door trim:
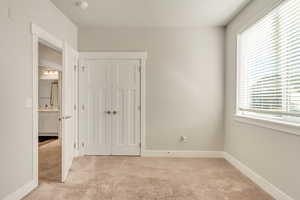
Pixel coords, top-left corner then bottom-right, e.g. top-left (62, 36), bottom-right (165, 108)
top-left (79, 52), bottom-right (147, 156)
top-left (31, 23), bottom-right (65, 185)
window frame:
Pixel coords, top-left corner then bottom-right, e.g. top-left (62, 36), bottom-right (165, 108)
top-left (235, 0), bottom-right (300, 136)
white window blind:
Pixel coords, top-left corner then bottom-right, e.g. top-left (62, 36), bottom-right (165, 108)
top-left (238, 0), bottom-right (300, 118)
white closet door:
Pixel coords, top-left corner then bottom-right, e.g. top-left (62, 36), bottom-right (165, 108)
top-left (84, 59), bottom-right (141, 156)
top-left (86, 60), bottom-right (111, 155)
top-left (111, 60), bottom-right (141, 155)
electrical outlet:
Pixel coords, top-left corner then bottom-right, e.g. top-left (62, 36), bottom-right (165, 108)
top-left (180, 136), bottom-right (188, 143)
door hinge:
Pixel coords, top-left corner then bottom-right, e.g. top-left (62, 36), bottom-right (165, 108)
top-left (81, 142), bottom-right (85, 148)
top-left (139, 66), bottom-right (141, 72)
top-left (82, 66), bottom-right (85, 72)
top-left (74, 65), bottom-right (77, 71)
top-left (74, 104), bottom-right (77, 110)
top-left (139, 143), bottom-right (141, 148)
top-left (138, 105), bottom-right (141, 111)
top-left (74, 143), bottom-right (77, 149)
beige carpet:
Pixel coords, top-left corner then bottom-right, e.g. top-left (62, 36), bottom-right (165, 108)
top-left (38, 139), bottom-right (61, 183)
top-left (24, 155), bottom-right (273, 200)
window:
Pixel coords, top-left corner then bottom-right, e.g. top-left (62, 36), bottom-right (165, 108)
top-left (237, 0), bottom-right (300, 124)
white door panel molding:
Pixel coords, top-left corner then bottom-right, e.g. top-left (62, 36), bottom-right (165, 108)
top-left (79, 52), bottom-right (147, 156)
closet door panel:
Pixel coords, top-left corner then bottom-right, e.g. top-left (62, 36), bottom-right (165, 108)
top-left (86, 61), bottom-right (112, 155)
top-left (111, 60), bottom-right (141, 155)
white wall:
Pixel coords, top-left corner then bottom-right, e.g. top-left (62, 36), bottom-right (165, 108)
top-left (225, 0), bottom-right (300, 199)
top-left (0, 0), bottom-right (77, 198)
top-left (39, 43), bottom-right (62, 70)
top-left (79, 27), bottom-right (225, 151)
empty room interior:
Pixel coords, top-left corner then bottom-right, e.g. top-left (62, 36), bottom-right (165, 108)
top-left (1, 0), bottom-right (300, 200)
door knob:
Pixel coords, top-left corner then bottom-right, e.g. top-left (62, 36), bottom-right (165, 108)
top-left (59, 116), bottom-right (72, 121)
top-left (105, 111), bottom-right (111, 114)
top-left (64, 116), bottom-right (72, 119)
top-left (113, 111), bottom-right (117, 115)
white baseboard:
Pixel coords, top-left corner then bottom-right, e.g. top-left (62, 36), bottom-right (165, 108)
top-left (141, 150), bottom-right (224, 158)
top-left (223, 153), bottom-right (294, 200)
top-left (3, 180), bottom-right (38, 200)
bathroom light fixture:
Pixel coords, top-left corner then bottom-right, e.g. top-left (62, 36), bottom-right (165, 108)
top-left (43, 70), bottom-right (58, 75)
top-left (76, 1), bottom-right (89, 10)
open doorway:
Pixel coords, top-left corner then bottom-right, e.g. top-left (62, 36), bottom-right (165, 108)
top-left (32, 24), bottom-right (78, 185)
top-left (38, 43), bottom-right (62, 182)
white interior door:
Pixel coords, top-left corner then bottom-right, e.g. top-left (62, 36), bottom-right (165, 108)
top-left (61, 44), bottom-right (78, 182)
top-left (85, 59), bottom-right (141, 156)
top-left (111, 61), bottom-right (141, 155)
top-left (86, 60), bottom-right (111, 155)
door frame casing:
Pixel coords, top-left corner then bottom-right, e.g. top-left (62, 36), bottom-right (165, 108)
top-left (31, 23), bottom-right (65, 185)
top-left (79, 52), bottom-right (147, 156)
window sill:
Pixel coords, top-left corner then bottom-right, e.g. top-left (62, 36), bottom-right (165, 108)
top-left (234, 114), bottom-right (300, 137)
